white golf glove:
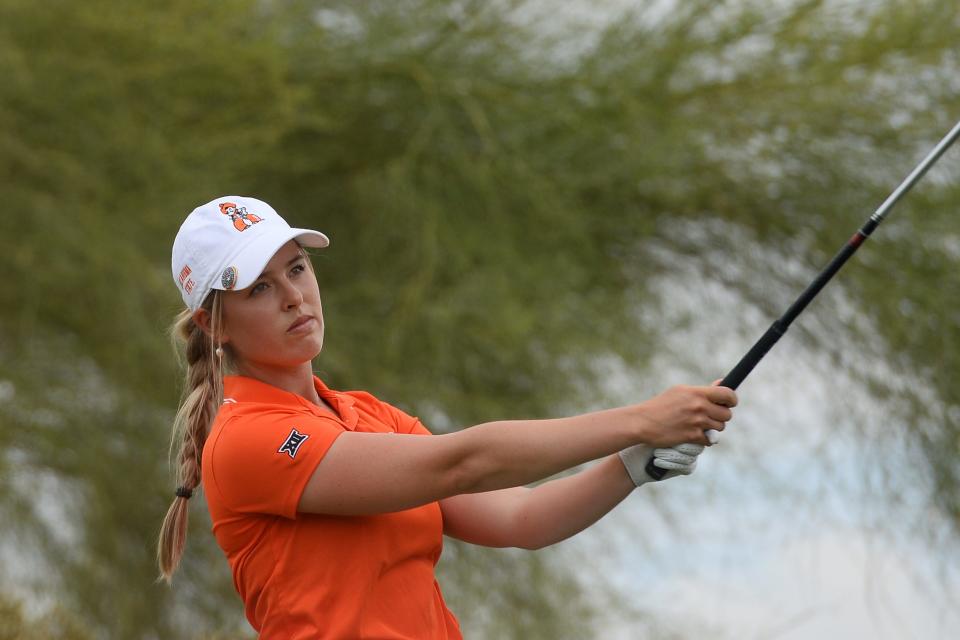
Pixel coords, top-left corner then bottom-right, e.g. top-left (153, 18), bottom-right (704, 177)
top-left (618, 442), bottom-right (705, 487)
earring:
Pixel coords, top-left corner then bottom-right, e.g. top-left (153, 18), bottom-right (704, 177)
top-left (215, 345), bottom-right (224, 358)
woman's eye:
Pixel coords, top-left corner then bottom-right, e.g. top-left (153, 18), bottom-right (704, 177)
top-left (291, 264), bottom-right (305, 276)
top-left (250, 282), bottom-right (268, 295)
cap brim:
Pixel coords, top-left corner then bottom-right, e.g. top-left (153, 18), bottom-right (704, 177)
top-left (214, 227), bottom-right (330, 292)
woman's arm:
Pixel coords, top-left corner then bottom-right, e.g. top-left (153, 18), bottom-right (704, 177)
top-left (439, 454), bottom-right (637, 549)
top-left (298, 385), bottom-right (735, 516)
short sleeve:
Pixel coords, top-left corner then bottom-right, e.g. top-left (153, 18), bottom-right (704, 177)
top-left (206, 409), bottom-right (344, 518)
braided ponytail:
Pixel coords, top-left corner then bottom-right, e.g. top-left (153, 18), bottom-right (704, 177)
top-left (157, 292), bottom-right (225, 583)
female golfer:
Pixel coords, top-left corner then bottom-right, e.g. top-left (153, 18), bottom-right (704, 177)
top-left (157, 196), bottom-right (736, 639)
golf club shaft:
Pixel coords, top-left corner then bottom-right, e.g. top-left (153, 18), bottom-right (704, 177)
top-left (645, 119), bottom-right (960, 481)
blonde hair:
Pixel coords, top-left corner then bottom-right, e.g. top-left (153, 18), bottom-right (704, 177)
top-left (157, 291), bottom-right (225, 583)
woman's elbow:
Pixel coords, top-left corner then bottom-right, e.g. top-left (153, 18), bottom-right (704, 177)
top-left (441, 432), bottom-right (501, 496)
top-left (446, 452), bottom-right (492, 496)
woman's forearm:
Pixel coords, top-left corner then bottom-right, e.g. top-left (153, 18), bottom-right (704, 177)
top-left (510, 455), bottom-right (635, 550)
top-left (451, 408), bottom-right (636, 495)
top-left (439, 455), bottom-right (636, 550)
top-left (451, 382), bottom-right (734, 496)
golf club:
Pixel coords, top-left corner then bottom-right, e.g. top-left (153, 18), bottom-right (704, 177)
top-left (646, 119), bottom-right (960, 481)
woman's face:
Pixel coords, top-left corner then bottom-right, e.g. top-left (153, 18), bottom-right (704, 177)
top-left (218, 241), bottom-right (325, 370)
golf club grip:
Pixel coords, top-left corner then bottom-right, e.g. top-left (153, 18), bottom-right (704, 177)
top-left (643, 322), bottom-right (786, 481)
top-left (719, 321), bottom-right (786, 390)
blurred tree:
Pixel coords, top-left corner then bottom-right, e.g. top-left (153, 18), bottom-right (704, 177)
top-left (0, 594), bottom-right (91, 640)
top-left (0, 0), bottom-right (957, 637)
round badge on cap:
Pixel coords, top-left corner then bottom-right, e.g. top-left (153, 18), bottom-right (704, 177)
top-left (221, 266), bottom-right (238, 290)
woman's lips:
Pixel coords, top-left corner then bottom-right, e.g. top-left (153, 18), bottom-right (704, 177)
top-left (287, 316), bottom-right (315, 333)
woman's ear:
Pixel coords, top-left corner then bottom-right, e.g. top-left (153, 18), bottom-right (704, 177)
top-left (192, 308), bottom-right (229, 344)
top-left (192, 308), bottom-right (213, 336)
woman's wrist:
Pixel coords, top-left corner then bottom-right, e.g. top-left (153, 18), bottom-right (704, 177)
top-left (621, 402), bottom-right (657, 447)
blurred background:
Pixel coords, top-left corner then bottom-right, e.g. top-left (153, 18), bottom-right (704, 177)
top-left (1, 0), bottom-right (959, 638)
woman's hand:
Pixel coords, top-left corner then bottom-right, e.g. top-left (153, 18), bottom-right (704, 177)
top-left (628, 385), bottom-right (737, 447)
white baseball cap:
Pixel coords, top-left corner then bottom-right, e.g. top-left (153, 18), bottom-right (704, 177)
top-left (171, 195), bottom-right (330, 311)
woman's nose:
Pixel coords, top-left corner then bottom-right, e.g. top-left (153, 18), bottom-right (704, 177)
top-left (280, 279), bottom-right (304, 309)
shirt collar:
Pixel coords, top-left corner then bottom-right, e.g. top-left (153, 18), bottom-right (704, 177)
top-left (222, 374), bottom-right (359, 429)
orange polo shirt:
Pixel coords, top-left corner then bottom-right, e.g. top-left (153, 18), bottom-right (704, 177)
top-left (201, 375), bottom-right (462, 640)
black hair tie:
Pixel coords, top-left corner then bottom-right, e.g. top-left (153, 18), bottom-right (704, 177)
top-left (175, 486), bottom-right (193, 499)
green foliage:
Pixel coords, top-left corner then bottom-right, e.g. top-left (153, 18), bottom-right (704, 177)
top-left (0, 594), bottom-right (92, 640)
top-left (0, 0), bottom-right (958, 637)
top-left (439, 542), bottom-right (598, 639)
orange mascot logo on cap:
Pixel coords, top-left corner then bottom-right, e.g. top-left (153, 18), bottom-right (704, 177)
top-left (219, 202), bottom-right (263, 232)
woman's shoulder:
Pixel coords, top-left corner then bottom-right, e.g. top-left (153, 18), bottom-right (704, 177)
top-left (210, 399), bottom-right (298, 433)
top-left (202, 401), bottom-right (344, 476)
